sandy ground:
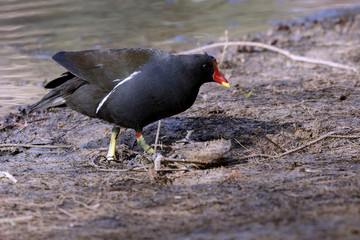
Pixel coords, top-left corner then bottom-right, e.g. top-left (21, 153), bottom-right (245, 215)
top-left (1, 7), bottom-right (360, 240)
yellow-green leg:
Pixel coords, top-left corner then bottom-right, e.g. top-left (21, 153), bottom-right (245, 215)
top-left (106, 126), bottom-right (120, 161)
top-left (136, 132), bottom-right (154, 153)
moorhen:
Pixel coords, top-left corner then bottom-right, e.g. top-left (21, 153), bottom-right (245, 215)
top-left (30, 48), bottom-right (230, 160)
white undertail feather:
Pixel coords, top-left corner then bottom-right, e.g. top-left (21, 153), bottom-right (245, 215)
top-left (53, 97), bottom-right (66, 104)
top-left (30, 96), bottom-right (66, 111)
top-left (96, 71), bottom-right (141, 114)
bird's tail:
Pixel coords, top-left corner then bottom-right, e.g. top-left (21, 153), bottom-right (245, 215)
top-left (28, 90), bottom-right (68, 112)
top-left (29, 73), bottom-right (86, 112)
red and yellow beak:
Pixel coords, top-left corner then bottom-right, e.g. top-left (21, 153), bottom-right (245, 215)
top-left (212, 58), bottom-right (230, 88)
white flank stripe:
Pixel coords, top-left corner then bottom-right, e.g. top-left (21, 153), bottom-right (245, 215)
top-left (96, 71), bottom-right (140, 114)
top-left (53, 97), bottom-right (66, 104)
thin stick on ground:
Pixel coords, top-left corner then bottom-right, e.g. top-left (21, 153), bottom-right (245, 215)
top-left (58, 208), bottom-right (77, 219)
top-left (0, 144), bottom-right (71, 149)
top-left (179, 41), bottom-right (358, 71)
top-left (154, 154), bottom-right (162, 171)
top-left (153, 120), bottom-right (161, 153)
top-left (0, 171), bottom-right (18, 183)
top-left (0, 215), bottom-right (33, 224)
top-left (259, 132), bottom-right (359, 160)
top-left (275, 131), bottom-right (336, 158)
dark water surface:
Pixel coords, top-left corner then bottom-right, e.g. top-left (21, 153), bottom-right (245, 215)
top-left (1, 0), bottom-right (359, 116)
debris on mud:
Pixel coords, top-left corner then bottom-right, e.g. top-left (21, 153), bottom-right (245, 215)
top-left (171, 139), bottom-right (232, 164)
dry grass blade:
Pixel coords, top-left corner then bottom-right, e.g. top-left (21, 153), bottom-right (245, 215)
top-left (238, 132), bottom-right (360, 161)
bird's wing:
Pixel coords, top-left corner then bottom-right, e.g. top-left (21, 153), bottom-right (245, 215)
top-left (52, 48), bottom-right (169, 90)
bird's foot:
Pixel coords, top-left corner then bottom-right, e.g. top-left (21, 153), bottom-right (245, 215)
top-left (106, 126), bottom-right (120, 161)
top-left (145, 145), bottom-right (154, 153)
top-left (106, 155), bottom-right (116, 161)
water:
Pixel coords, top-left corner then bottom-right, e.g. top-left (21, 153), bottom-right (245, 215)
top-left (1, 0), bottom-right (359, 116)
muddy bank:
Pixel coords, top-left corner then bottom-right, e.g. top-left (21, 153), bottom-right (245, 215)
top-left (1, 7), bottom-right (360, 240)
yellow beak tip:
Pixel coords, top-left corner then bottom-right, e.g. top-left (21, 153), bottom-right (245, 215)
top-left (222, 82), bottom-right (231, 88)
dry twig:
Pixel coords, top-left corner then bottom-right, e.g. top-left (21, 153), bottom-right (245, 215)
top-left (240, 132), bottom-right (360, 160)
top-left (58, 208), bottom-right (77, 219)
top-left (0, 144), bottom-right (71, 149)
top-left (154, 154), bottom-right (162, 171)
top-left (153, 120), bottom-right (161, 153)
top-left (179, 41), bottom-right (358, 71)
top-left (275, 131), bottom-right (336, 158)
top-left (0, 215), bottom-right (33, 224)
top-left (0, 171), bottom-right (18, 183)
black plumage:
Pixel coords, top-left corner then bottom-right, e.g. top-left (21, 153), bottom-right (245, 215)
top-left (30, 48), bottom-right (229, 158)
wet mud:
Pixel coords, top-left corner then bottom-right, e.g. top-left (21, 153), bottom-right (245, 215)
top-left (1, 7), bottom-right (360, 240)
